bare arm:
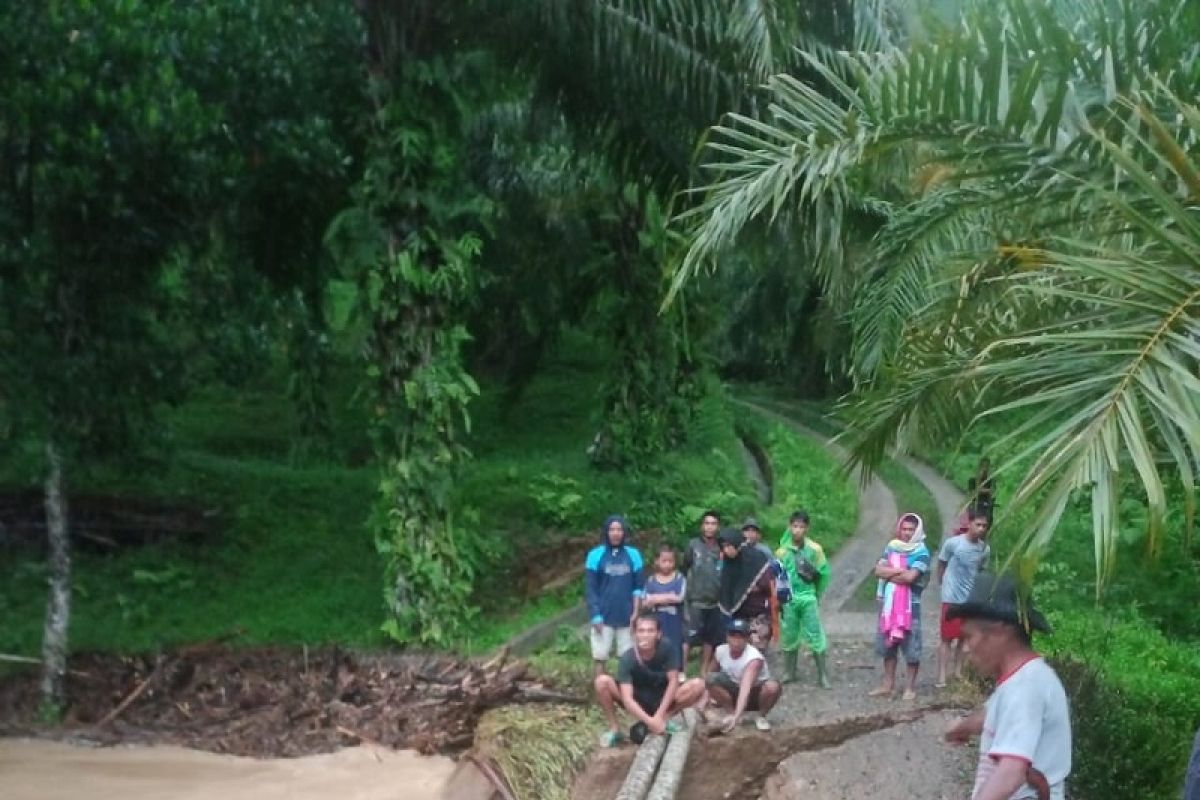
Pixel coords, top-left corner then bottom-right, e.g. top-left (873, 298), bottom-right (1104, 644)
top-left (974, 757), bottom-right (1032, 800)
top-left (890, 567), bottom-right (922, 585)
top-left (874, 561), bottom-right (901, 579)
top-left (731, 659), bottom-right (762, 721)
top-left (654, 671), bottom-right (680, 723)
top-left (945, 707), bottom-right (986, 744)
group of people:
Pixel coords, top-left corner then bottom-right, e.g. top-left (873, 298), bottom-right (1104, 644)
top-left (585, 510), bottom-right (829, 743)
top-left (584, 501), bottom-right (1075, 800)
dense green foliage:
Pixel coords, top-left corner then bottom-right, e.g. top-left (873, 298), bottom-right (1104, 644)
top-left (1, 10), bottom-right (1196, 792)
top-left (327, 53), bottom-right (492, 645)
top-left (0, 335), bottom-right (778, 658)
top-left (678, 0), bottom-right (1200, 576)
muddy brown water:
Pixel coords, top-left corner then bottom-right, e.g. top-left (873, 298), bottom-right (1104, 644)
top-left (0, 739), bottom-right (454, 800)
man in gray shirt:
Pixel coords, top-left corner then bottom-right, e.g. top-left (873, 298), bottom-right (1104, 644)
top-left (937, 507), bottom-right (990, 687)
top-left (681, 510), bottom-right (724, 677)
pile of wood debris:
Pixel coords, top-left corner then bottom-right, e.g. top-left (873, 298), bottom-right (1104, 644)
top-left (0, 644), bottom-right (582, 757)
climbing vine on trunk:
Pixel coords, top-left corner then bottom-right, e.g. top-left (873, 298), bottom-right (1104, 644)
top-left (327, 57), bottom-right (491, 644)
top-left (591, 184), bottom-right (708, 468)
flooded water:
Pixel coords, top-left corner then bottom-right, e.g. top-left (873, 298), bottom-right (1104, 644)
top-left (0, 739), bottom-right (455, 800)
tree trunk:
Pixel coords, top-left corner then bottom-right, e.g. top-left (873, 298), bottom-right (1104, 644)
top-left (40, 439), bottom-right (71, 713)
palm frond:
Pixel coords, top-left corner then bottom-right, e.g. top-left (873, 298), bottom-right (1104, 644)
top-left (840, 87), bottom-right (1200, 584)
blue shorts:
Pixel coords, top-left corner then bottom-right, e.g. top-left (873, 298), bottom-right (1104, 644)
top-left (876, 611), bottom-right (922, 665)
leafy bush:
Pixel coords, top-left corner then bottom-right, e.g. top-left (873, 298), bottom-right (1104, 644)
top-left (1045, 609), bottom-right (1200, 800)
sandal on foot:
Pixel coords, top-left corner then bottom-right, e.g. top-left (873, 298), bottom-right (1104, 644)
top-left (754, 716), bottom-right (772, 732)
top-left (868, 687), bottom-right (894, 698)
top-left (599, 730), bottom-right (624, 747)
top-left (665, 720), bottom-right (684, 736)
top-left (902, 689), bottom-right (917, 701)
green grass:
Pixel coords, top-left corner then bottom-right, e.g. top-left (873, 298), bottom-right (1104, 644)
top-left (0, 330), bottom-right (763, 660)
top-left (734, 409), bottom-right (859, 556)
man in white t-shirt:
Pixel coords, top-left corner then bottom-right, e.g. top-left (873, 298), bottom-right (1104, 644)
top-left (944, 574), bottom-right (1071, 800)
top-left (704, 618), bottom-right (783, 733)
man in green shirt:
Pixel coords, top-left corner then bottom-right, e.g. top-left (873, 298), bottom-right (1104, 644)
top-left (775, 510), bottom-right (832, 687)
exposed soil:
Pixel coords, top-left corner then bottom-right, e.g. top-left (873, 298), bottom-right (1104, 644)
top-left (570, 708), bottom-right (964, 800)
top-left (514, 528), bottom-right (666, 599)
top-left (0, 490), bottom-right (219, 552)
top-left (0, 646), bottom-right (579, 758)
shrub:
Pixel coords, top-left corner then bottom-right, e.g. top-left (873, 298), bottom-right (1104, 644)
top-left (1045, 609), bottom-right (1200, 800)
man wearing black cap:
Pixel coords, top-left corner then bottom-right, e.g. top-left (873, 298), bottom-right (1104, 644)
top-left (740, 517), bottom-right (775, 560)
top-left (943, 574), bottom-right (1071, 800)
top-left (705, 617), bottom-right (782, 733)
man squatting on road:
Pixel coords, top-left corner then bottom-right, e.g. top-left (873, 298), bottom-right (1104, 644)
top-left (704, 617), bottom-right (783, 732)
top-left (593, 612), bottom-right (706, 747)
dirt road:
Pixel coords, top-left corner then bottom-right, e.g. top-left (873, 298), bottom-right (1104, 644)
top-left (0, 739), bottom-right (454, 800)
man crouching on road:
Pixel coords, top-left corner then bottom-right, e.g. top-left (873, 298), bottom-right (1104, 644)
top-left (944, 574), bottom-right (1071, 800)
top-left (704, 618), bottom-right (782, 733)
top-left (594, 611), bottom-right (706, 747)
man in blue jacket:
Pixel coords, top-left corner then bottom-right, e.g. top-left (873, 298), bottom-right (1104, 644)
top-left (586, 514), bottom-right (645, 676)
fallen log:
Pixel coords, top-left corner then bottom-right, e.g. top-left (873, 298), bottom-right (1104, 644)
top-left (95, 658), bottom-right (166, 728)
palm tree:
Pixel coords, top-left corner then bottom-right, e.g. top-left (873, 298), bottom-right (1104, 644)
top-left (675, 0), bottom-right (1200, 580)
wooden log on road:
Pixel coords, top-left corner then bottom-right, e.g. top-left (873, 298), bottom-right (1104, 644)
top-left (645, 709), bottom-right (699, 800)
top-left (615, 729), bottom-right (668, 800)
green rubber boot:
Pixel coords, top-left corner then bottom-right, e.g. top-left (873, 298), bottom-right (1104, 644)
top-left (813, 652), bottom-right (832, 689)
top-left (782, 650), bottom-right (799, 684)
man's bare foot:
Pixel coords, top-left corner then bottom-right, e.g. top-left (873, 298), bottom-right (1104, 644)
top-left (868, 686), bottom-right (893, 698)
top-left (902, 689), bottom-right (917, 701)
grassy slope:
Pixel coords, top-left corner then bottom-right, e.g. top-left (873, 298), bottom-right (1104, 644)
top-left (0, 332), bottom-right (764, 658)
top-left (734, 410), bottom-right (859, 553)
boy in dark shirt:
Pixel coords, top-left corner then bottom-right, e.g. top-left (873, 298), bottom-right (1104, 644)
top-left (592, 612), bottom-right (707, 747)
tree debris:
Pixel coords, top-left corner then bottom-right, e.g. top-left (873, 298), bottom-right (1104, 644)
top-left (0, 646), bottom-right (580, 757)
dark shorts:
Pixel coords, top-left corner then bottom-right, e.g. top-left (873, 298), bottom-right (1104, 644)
top-left (633, 685), bottom-right (667, 715)
top-left (940, 603), bottom-right (964, 642)
top-left (705, 672), bottom-right (769, 711)
top-left (876, 612), bottom-right (923, 665)
top-left (687, 604), bottom-right (726, 648)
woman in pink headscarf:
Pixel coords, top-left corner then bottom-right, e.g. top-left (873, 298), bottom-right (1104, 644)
top-left (869, 513), bottom-right (931, 701)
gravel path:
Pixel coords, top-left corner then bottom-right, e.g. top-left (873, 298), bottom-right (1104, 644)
top-left (723, 402), bottom-right (980, 800)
